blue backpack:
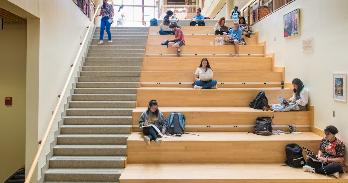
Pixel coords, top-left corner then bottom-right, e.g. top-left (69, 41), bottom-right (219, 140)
top-left (150, 18), bottom-right (158, 26)
top-left (166, 112), bottom-right (185, 135)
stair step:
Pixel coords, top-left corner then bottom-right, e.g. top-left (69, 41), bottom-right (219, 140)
top-left (88, 49), bottom-right (145, 54)
top-left (71, 94), bottom-right (136, 101)
top-left (78, 76), bottom-right (140, 82)
top-left (76, 82), bottom-right (140, 88)
top-left (120, 164), bottom-right (348, 183)
top-left (63, 116), bottom-right (132, 125)
top-left (80, 71), bottom-right (141, 77)
top-left (82, 66), bottom-right (141, 71)
top-left (69, 101), bottom-right (136, 108)
top-left (45, 168), bottom-right (123, 182)
top-left (57, 134), bottom-right (129, 145)
top-left (87, 53), bottom-right (145, 57)
top-left (45, 182), bottom-right (118, 183)
top-left (53, 145), bottom-right (126, 156)
top-left (89, 45), bottom-right (145, 50)
top-left (60, 125), bottom-right (131, 134)
top-left (84, 61), bottom-right (142, 67)
top-left (74, 88), bottom-right (137, 94)
top-left (85, 57), bottom-right (143, 62)
top-left (91, 39), bottom-right (146, 45)
top-left (49, 156), bottom-right (126, 168)
top-left (66, 108), bottom-right (133, 116)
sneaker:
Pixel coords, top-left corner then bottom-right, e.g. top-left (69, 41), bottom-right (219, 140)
top-left (303, 165), bottom-right (315, 173)
top-left (143, 136), bottom-right (151, 145)
top-left (176, 49), bottom-right (181, 56)
top-left (193, 85), bottom-right (202, 89)
top-left (98, 40), bottom-right (104, 45)
top-left (155, 138), bottom-right (162, 144)
top-left (108, 40), bottom-right (113, 43)
top-left (332, 172), bottom-right (340, 179)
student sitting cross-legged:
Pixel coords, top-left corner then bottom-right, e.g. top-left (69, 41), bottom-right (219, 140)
top-left (303, 125), bottom-right (345, 178)
top-left (190, 8), bottom-right (206, 26)
top-left (161, 23), bottom-right (185, 56)
top-left (139, 100), bottom-right (166, 145)
top-left (193, 58), bottom-right (218, 89)
top-left (271, 78), bottom-right (309, 112)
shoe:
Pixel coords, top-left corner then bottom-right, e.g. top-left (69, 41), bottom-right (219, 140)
top-left (143, 136), bottom-right (151, 145)
top-left (332, 172), bottom-right (340, 179)
top-left (108, 40), bottom-right (113, 43)
top-left (176, 49), bottom-right (181, 57)
top-left (98, 40), bottom-right (104, 45)
top-left (155, 138), bottom-right (162, 144)
top-left (193, 85), bottom-right (202, 89)
top-left (303, 165), bottom-right (315, 173)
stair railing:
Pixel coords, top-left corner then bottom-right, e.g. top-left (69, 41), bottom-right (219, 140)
top-left (25, 5), bottom-right (100, 183)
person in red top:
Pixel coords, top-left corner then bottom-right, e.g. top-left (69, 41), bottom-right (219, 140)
top-left (163, 23), bottom-right (185, 56)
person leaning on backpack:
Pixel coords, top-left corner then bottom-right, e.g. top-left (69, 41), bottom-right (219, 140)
top-left (98, 0), bottom-right (114, 45)
top-left (139, 100), bottom-right (166, 145)
top-left (193, 58), bottom-right (218, 89)
top-left (214, 17), bottom-right (229, 35)
top-left (303, 125), bottom-right (345, 178)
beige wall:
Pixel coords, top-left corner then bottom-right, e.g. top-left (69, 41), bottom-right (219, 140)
top-left (253, 0), bottom-right (348, 163)
top-left (8, 0), bottom-right (39, 17)
top-left (0, 23), bottom-right (27, 182)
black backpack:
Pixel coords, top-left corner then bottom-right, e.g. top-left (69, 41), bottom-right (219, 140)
top-left (254, 117), bottom-right (272, 136)
top-left (165, 112), bottom-right (186, 136)
top-left (249, 91), bottom-right (268, 109)
top-left (285, 143), bottom-right (306, 168)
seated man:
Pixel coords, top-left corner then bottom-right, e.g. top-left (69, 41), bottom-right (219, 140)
top-left (303, 125), bottom-right (345, 178)
top-left (190, 8), bottom-right (205, 26)
top-left (161, 23), bottom-right (185, 56)
top-left (225, 22), bottom-right (245, 56)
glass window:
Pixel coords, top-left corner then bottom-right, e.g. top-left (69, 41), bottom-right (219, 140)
top-left (144, 0), bottom-right (156, 6)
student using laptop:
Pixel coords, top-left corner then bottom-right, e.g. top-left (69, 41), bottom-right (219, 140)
top-left (303, 125), bottom-right (345, 178)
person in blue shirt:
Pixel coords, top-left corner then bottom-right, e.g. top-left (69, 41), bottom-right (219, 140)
top-left (190, 8), bottom-right (206, 26)
top-left (226, 22), bottom-right (245, 56)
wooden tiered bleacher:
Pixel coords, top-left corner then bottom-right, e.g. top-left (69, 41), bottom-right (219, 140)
top-left (120, 26), bottom-right (347, 183)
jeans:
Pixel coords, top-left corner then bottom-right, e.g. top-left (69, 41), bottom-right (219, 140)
top-left (100, 16), bottom-right (112, 41)
top-left (194, 80), bottom-right (217, 89)
top-left (190, 21), bottom-right (205, 26)
top-left (306, 158), bottom-right (344, 175)
top-left (143, 126), bottom-right (158, 141)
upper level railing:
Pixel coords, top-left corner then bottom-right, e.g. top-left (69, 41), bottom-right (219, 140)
top-left (24, 5), bottom-right (100, 183)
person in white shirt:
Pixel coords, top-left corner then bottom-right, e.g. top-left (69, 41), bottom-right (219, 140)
top-left (193, 58), bottom-right (218, 89)
top-left (272, 78), bottom-right (309, 111)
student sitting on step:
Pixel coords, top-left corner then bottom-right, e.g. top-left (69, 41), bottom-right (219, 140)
top-left (239, 16), bottom-right (252, 38)
top-left (190, 8), bottom-right (206, 26)
top-left (225, 22), bottom-right (245, 56)
top-left (271, 78), bottom-right (309, 112)
top-left (161, 23), bottom-right (185, 56)
top-left (193, 58), bottom-right (218, 89)
top-left (214, 17), bottom-right (229, 35)
top-left (159, 10), bottom-right (175, 35)
top-left (139, 100), bottom-right (166, 145)
top-left (303, 125), bottom-right (345, 178)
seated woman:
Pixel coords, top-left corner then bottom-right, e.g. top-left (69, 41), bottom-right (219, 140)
top-left (303, 125), bottom-right (345, 178)
top-left (190, 8), bottom-right (206, 26)
top-left (239, 16), bottom-right (252, 38)
top-left (214, 17), bottom-right (229, 35)
top-left (161, 23), bottom-right (185, 56)
top-left (139, 100), bottom-right (166, 144)
top-left (225, 22), bottom-right (245, 56)
top-left (159, 10), bottom-right (174, 35)
top-left (193, 58), bottom-right (218, 89)
top-left (271, 78), bottom-right (309, 111)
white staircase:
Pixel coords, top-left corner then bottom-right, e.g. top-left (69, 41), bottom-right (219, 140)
top-left (44, 27), bottom-right (148, 183)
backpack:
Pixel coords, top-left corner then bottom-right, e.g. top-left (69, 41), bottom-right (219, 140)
top-left (150, 18), bottom-right (158, 26)
top-left (254, 117), bottom-right (272, 136)
top-left (165, 112), bottom-right (185, 136)
top-left (285, 144), bottom-right (306, 168)
top-left (249, 91), bottom-right (269, 109)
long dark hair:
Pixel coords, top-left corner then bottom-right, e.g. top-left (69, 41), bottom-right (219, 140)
top-left (102, 0), bottom-right (108, 9)
top-left (146, 99), bottom-right (159, 116)
top-left (218, 17), bottom-right (226, 26)
top-left (292, 78), bottom-right (304, 98)
top-left (199, 58), bottom-right (212, 72)
top-left (239, 17), bottom-right (246, 25)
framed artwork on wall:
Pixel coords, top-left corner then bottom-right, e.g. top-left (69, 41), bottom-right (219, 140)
top-left (283, 8), bottom-right (300, 38)
top-left (333, 73), bottom-right (347, 102)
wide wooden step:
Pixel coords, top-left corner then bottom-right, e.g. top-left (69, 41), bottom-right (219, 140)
top-left (136, 87), bottom-right (292, 107)
top-left (148, 26), bottom-right (247, 35)
top-left (145, 45), bottom-right (264, 56)
top-left (142, 57), bottom-right (273, 71)
top-left (131, 107), bottom-right (313, 132)
top-left (120, 164), bottom-right (348, 183)
top-left (127, 132), bottom-right (321, 164)
top-left (147, 34), bottom-right (258, 46)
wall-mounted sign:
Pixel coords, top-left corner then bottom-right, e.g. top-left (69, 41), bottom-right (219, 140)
top-left (5, 97), bottom-right (12, 106)
top-left (302, 38), bottom-right (314, 53)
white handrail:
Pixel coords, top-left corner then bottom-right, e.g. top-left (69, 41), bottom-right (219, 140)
top-left (25, 5), bottom-right (100, 183)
